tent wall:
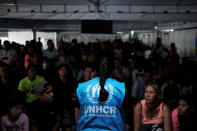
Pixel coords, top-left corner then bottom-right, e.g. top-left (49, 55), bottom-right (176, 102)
top-left (1, 29), bottom-right (197, 57)
top-left (0, 30), bottom-right (33, 45)
top-left (161, 28), bottom-right (197, 57)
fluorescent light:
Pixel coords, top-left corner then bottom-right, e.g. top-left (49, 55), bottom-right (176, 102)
top-left (117, 32), bottom-right (123, 34)
top-left (161, 29), bottom-right (174, 32)
top-left (131, 30), bottom-right (134, 35)
top-left (170, 29), bottom-right (174, 32)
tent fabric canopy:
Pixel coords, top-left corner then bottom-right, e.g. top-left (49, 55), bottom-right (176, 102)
top-left (0, 0), bottom-right (197, 31)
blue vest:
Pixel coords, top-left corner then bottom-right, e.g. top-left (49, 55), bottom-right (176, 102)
top-left (77, 77), bottom-right (126, 131)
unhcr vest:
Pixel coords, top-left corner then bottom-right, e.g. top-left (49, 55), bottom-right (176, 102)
top-left (76, 77), bottom-right (126, 131)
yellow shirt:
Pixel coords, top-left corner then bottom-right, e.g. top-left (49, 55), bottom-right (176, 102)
top-left (18, 75), bottom-right (45, 103)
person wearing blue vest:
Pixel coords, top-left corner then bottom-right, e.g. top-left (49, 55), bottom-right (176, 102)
top-left (75, 55), bottom-right (129, 131)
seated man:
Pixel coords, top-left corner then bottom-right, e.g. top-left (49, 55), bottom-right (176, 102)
top-left (17, 64), bottom-right (45, 103)
top-left (28, 81), bottom-right (61, 131)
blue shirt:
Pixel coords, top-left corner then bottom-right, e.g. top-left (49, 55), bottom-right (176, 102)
top-left (77, 77), bottom-right (126, 131)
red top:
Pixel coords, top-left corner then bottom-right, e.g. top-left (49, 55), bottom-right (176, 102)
top-left (24, 54), bottom-right (38, 69)
top-left (172, 108), bottom-right (180, 131)
top-left (141, 99), bottom-right (164, 125)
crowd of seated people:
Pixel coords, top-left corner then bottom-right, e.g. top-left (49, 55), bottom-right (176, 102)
top-left (0, 37), bottom-right (196, 131)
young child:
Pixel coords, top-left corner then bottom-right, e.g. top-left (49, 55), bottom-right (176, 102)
top-left (1, 93), bottom-right (29, 131)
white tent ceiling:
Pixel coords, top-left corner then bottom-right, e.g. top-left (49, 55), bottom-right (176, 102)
top-left (0, 0), bottom-right (197, 32)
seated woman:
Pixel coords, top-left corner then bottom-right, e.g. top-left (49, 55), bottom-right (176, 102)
top-left (134, 82), bottom-right (172, 131)
top-left (172, 95), bottom-right (196, 131)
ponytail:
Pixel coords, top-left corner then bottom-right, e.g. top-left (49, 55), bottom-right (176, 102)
top-left (98, 57), bottom-right (109, 103)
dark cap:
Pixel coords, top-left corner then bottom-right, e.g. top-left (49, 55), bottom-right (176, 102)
top-left (34, 81), bottom-right (51, 95)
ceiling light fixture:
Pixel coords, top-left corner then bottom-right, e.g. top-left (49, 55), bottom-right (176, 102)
top-left (186, 10), bottom-right (191, 14)
top-left (7, 9), bottom-right (11, 12)
top-left (117, 11), bottom-right (123, 13)
top-left (73, 9), bottom-right (78, 13)
top-left (117, 32), bottom-right (123, 34)
top-left (163, 10), bottom-right (168, 14)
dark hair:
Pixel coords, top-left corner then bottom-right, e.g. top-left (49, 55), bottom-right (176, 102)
top-left (179, 95), bottom-right (193, 109)
top-left (57, 63), bottom-right (69, 71)
top-left (3, 40), bottom-right (10, 46)
top-left (178, 95), bottom-right (196, 130)
top-left (167, 73), bottom-right (177, 81)
top-left (8, 92), bottom-right (24, 108)
top-left (47, 39), bottom-right (53, 44)
top-left (145, 81), bottom-right (162, 117)
top-left (170, 42), bottom-right (175, 48)
top-left (156, 37), bottom-right (161, 43)
top-left (71, 39), bottom-right (77, 43)
top-left (96, 56), bottom-right (114, 103)
top-left (0, 60), bottom-right (8, 67)
top-left (26, 64), bottom-right (37, 71)
top-left (146, 81), bottom-right (161, 100)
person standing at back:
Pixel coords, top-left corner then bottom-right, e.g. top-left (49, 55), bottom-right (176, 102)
top-left (43, 39), bottom-right (59, 67)
top-left (75, 56), bottom-right (129, 131)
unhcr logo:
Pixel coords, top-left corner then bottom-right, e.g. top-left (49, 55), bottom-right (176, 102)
top-left (84, 105), bottom-right (116, 114)
top-left (86, 83), bottom-right (114, 104)
top-left (83, 105), bottom-right (117, 117)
